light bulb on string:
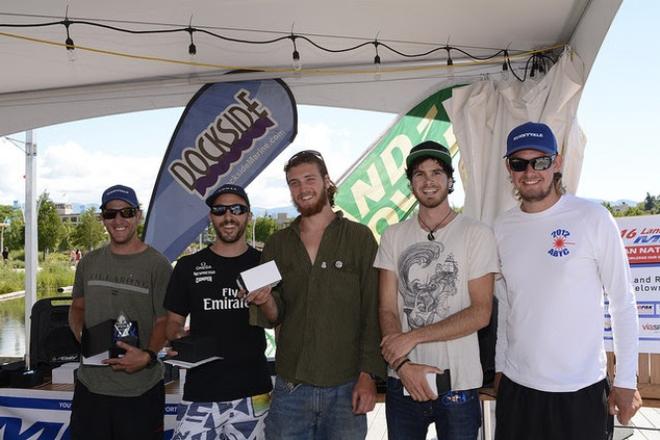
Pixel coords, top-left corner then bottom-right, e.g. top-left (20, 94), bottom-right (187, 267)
top-left (373, 39), bottom-right (382, 80)
top-left (290, 35), bottom-right (302, 72)
top-left (187, 27), bottom-right (197, 56)
top-left (445, 46), bottom-right (455, 81)
top-left (64, 20), bottom-right (76, 62)
top-left (501, 50), bottom-right (509, 81)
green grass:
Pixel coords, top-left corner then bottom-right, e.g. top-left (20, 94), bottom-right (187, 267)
top-left (0, 253), bottom-right (75, 296)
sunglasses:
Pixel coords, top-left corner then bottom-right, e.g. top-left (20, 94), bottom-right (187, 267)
top-left (210, 204), bottom-right (249, 216)
top-left (508, 155), bottom-right (556, 172)
top-left (101, 207), bottom-right (138, 220)
top-left (286, 150), bottom-right (325, 167)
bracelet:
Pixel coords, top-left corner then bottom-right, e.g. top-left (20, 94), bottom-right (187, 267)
top-left (394, 358), bottom-right (410, 373)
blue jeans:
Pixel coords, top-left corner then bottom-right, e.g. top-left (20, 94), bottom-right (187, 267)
top-left (385, 377), bottom-right (481, 440)
top-left (265, 376), bottom-right (367, 440)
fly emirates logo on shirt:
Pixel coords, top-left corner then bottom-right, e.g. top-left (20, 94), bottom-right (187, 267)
top-left (203, 287), bottom-right (248, 310)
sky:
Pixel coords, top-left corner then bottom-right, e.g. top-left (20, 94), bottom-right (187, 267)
top-left (0, 1), bottom-right (658, 212)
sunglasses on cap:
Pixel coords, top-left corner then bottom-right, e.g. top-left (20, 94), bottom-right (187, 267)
top-left (286, 150), bottom-right (324, 166)
top-left (210, 204), bottom-right (249, 216)
top-left (101, 207), bottom-right (138, 220)
top-left (508, 155), bottom-right (556, 172)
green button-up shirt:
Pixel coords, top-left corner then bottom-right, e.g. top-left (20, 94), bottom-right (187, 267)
top-left (250, 212), bottom-right (385, 386)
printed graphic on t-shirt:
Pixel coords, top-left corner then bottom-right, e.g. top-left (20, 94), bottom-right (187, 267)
top-left (398, 241), bottom-right (458, 329)
top-left (547, 228), bottom-right (575, 258)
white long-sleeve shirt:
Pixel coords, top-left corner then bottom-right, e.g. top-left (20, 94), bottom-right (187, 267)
top-left (494, 194), bottom-right (638, 392)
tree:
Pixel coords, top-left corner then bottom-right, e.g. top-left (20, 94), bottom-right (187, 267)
top-left (254, 216), bottom-right (278, 243)
top-left (37, 192), bottom-right (63, 258)
top-left (72, 208), bottom-right (107, 252)
top-left (4, 209), bottom-right (25, 251)
top-left (58, 222), bottom-right (74, 252)
top-left (643, 193), bottom-right (656, 212)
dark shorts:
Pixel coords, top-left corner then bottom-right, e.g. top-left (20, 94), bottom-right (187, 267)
top-left (69, 379), bottom-right (164, 440)
top-left (495, 375), bottom-right (613, 440)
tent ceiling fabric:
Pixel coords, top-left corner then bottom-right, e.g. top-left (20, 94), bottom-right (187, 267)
top-left (0, 0), bottom-right (620, 135)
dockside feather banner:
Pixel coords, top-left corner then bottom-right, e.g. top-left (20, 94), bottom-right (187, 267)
top-left (144, 79), bottom-right (297, 261)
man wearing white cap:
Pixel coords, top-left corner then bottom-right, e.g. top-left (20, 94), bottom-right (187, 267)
top-left (494, 122), bottom-right (641, 440)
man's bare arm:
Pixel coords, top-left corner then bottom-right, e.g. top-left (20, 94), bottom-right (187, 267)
top-left (68, 297), bottom-right (85, 342)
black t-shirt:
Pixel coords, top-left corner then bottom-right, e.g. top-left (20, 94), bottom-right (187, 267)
top-left (164, 246), bottom-right (272, 402)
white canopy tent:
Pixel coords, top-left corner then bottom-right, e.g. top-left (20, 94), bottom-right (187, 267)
top-left (0, 0), bottom-right (621, 370)
top-left (0, 0), bottom-right (620, 135)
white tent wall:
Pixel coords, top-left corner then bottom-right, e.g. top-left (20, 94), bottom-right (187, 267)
top-left (445, 50), bottom-right (587, 226)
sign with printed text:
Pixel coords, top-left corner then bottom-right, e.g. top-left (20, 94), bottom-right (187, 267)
top-left (606, 215), bottom-right (660, 353)
top-left (0, 388), bottom-right (180, 439)
top-left (144, 78), bottom-right (297, 261)
top-left (335, 87), bottom-right (458, 241)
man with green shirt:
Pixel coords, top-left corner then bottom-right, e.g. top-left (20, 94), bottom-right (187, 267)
top-left (248, 150), bottom-right (385, 439)
top-left (68, 184), bottom-right (172, 440)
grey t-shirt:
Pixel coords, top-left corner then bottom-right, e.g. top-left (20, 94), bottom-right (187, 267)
top-left (72, 245), bottom-right (172, 397)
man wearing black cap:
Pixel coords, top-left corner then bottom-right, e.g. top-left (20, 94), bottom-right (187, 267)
top-left (68, 184), bottom-right (172, 440)
top-left (164, 184), bottom-right (272, 440)
top-left (248, 150), bottom-right (384, 439)
top-left (494, 122), bottom-right (641, 439)
top-left (374, 141), bottom-right (498, 439)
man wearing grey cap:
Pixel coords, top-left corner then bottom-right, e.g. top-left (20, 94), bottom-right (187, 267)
top-left (164, 184), bottom-right (272, 440)
top-left (494, 122), bottom-right (641, 439)
top-left (68, 184), bottom-right (172, 439)
top-left (374, 141), bottom-right (498, 439)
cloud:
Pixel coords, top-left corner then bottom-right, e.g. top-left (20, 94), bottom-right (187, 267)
top-left (0, 138), bottom-right (26, 204)
top-left (0, 139), bottom-right (161, 208)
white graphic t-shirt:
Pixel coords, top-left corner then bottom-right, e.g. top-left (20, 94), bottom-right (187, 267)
top-left (374, 213), bottom-right (498, 391)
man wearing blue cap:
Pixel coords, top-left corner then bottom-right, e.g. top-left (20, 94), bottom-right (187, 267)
top-left (164, 184), bottom-right (272, 440)
top-left (375, 141), bottom-right (498, 439)
top-left (68, 184), bottom-right (172, 439)
top-left (493, 122), bottom-right (641, 439)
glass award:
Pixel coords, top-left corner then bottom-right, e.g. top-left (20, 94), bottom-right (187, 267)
top-left (109, 311), bottom-right (140, 358)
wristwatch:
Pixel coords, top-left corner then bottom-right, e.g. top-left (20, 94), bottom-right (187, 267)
top-left (144, 349), bottom-right (158, 367)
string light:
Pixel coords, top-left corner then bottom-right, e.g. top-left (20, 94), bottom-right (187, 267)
top-left (187, 27), bottom-right (197, 55)
top-left (290, 35), bottom-right (302, 71)
top-left (0, 16), bottom-right (559, 81)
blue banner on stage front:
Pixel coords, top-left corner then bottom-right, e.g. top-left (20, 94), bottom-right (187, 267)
top-left (144, 79), bottom-right (297, 261)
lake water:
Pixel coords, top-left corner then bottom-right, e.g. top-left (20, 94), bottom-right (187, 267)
top-left (0, 298), bottom-right (26, 358)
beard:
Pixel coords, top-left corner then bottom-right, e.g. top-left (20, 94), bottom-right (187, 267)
top-left (213, 218), bottom-right (247, 244)
top-left (294, 187), bottom-right (328, 217)
top-left (517, 179), bottom-right (554, 204)
top-left (413, 186), bottom-right (448, 209)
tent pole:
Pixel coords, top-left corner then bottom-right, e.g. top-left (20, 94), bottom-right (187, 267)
top-left (24, 130), bottom-right (37, 370)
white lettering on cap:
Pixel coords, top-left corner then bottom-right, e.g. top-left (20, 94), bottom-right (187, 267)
top-left (513, 132), bottom-right (544, 141)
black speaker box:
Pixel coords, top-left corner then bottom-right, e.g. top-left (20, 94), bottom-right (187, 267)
top-left (29, 296), bottom-right (80, 370)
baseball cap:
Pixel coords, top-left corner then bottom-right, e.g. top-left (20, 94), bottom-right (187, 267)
top-left (101, 185), bottom-right (139, 209)
top-left (406, 141), bottom-right (453, 172)
top-left (205, 184), bottom-right (250, 207)
top-left (505, 122), bottom-right (558, 157)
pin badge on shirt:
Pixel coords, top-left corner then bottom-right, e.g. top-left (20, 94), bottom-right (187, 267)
top-left (335, 261), bottom-right (343, 269)
top-left (321, 262), bottom-right (327, 269)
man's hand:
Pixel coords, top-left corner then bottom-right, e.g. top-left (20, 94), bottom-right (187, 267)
top-left (103, 342), bottom-right (150, 373)
top-left (398, 362), bottom-right (442, 402)
top-left (243, 286), bottom-right (273, 306)
top-left (352, 372), bottom-right (377, 414)
top-left (381, 332), bottom-right (416, 365)
top-left (608, 386), bottom-right (642, 425)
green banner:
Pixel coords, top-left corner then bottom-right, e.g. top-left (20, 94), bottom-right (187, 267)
top-left (336, 87), bottom-right (457, 240)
